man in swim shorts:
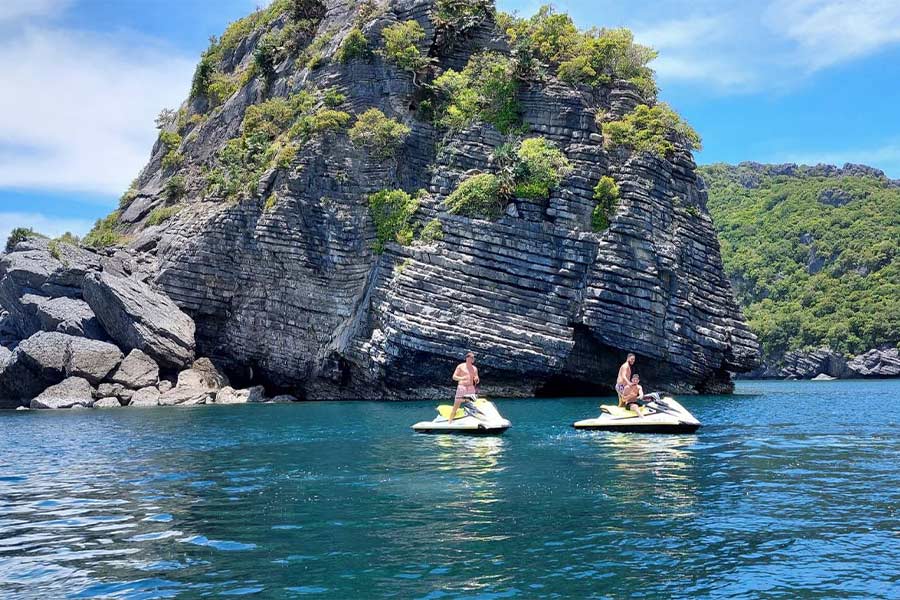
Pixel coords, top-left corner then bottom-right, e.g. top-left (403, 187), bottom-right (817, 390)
top-left (616, 353), bottom-right (635, 406)
top-left (620, 374), bottom-right (645, 417)
top-left (448, 351), bottom-right (480, 424)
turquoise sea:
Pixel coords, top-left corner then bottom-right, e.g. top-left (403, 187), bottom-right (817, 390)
top-left (1, 380), bottom-right (898, 599)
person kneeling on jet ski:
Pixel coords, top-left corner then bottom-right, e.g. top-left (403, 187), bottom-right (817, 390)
top-left (448, 351), bottom-right (480, 424)
top-left (620, 374), bottom-right (646, 417)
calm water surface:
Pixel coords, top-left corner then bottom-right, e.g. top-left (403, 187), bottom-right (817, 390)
top-left (1, 380), bottom-right (899, 599)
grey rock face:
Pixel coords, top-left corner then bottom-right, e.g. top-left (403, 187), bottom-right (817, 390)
top-left (107, 349), bottom-right (159, 389)
top-left (94, 397), bottom-right (123, 408)
top-left (34, 296), bottom-right (106, 339)
top-left (0, 240), bottom-right (103, 340)
top-left (848, 347), bottom-right (900, 377)
top-left (215, 385), bottom-right (266, 404)
top-left (817, 188), bottom-right (855, 207)
top-left (66, 337), bottom-right (123, 384)
top-left (31, 376), bottom-right (94, 409)
top-left (129, 386), bottom-right (161, 406)
top-left (82, 272), bottom-right (195, 369)
top-left (0, 345), bottom-right (11, 369)
top-left (779, 347), bottom-right (853, 380)
top-left (0, 251), bottom-right (60, 338)
top-left (122, 0), bottom-right (759, 398)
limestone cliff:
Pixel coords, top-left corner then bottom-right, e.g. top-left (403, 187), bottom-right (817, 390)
top-left (103, 0), bottom-right (758, 398)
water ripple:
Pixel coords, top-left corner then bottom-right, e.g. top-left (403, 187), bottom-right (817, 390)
top-left (0, 381), bottom-right (898, 598)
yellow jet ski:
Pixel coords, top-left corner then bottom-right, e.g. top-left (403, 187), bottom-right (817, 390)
top-left (573, 393), bottom-right (701, 434)
top-left (412, 396), bottom-right (511, 435)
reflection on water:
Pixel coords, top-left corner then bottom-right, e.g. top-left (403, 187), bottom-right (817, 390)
top-left (1, 380), bottom-right (899, 598)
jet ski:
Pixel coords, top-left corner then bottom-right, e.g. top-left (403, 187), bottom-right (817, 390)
top-left (412, 396), bottom-right (511, 435)
top-left (573, 393), bottom-right (701, 434)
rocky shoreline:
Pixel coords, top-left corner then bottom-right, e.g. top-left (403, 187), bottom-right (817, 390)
top-left (744, 346), bottom-right (900, 380)
top-left (0, 238), bottom-right (293, 409)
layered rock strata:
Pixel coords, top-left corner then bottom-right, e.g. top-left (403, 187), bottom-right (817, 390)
top-left (107, 0), bottom-right (759, 399)
top-left (3, 0), bottom-right (762, 404)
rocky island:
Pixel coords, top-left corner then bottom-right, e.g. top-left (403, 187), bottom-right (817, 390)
top-left (0, 0), bottom-right (759, 409)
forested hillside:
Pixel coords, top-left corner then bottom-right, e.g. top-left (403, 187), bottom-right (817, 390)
top-left (701, 163), bottom-right (899, 363)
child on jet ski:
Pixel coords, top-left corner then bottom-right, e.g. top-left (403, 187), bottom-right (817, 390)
top-left (620, 374), bottom-right (646, 417)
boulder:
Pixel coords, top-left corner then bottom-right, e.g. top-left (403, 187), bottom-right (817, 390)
top-left (159, 386), bottom-right (210, 406)
top-left (106, 349), bottom-right (159, 389)
top-left (31, 377), bottom-right (94, 409)
top-left (97, 382), bottom-right (124, 398)
top-left (176, 358), bottom-right (229, 392)
top-left (66, 337), bottom-right (122, 384)
top-left (848, 347), bottom-right (900, 377)
top-left (34, 296), bottom-right (106, 339)
top-left (157, 379), bottom-right (173, 393)
top-left (0, 332), bottom-right (123, 402)
top-left (269, 394), bottom-right (298, 403)
top-left (0, 345), bottom-right (11, 369)
top-left (117, 388), bottom-right (135, 403)
top-left (94, 397), bottom-right (123, 408)
top-left (215, 385), bottom-right (266, 404)
top-left (129, 386), bottom-right (160, 407)
top-left (0, 331), bottom-right (72, 403)
top-left (811, 373), bottom-right (836, 381)
top-left (82, 272), bottom-right (195, 369)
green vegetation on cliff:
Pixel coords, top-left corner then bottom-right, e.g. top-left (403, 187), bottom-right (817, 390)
top-left (602, 104), bottom-right (701, 157)
top-left (500, 6), bottom-right (657, 98)
top-left (701, 164), bottom-right (900, 359)
top-left (368, 189), bottom-right (422, 252)
top-left (591, 175), bottom-right (619, 231)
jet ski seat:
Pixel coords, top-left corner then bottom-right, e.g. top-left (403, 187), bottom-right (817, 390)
top-left (601, 405), bottom-right (640, 418)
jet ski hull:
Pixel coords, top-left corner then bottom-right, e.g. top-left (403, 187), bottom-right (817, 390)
top-left (412, 422), bottom-right (511, 435)
top-left (573, 396), bottom-right (701, 434)
top-left (412, 398), bottom-right (510, 435)
top-left (572, 420), bottom-right (700, 434)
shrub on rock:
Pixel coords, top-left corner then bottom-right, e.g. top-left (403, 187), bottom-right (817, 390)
top-left (380, 20), bottom-right (429, 72)
top-left (367, 189), bottom-right (421, 253)
top-left (348, 109), bottom-right (411, 158)
top-left (591, 175), bottom-right (620, 231)
top-left (513, 137), bottom-right (572, 199)
top-left (444, 173), bottom-right (504, 219)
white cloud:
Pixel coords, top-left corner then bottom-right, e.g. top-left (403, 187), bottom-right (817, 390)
top-left (0, 0), bottom-right (68, 24)
top-left (0, 25), bottom-right (195, 196)
top-left (769, 0), bottom-right (900, 71)
top-left (583, 0), bottom-right (900, 93)
top-left (0, 212), bottom-right (93, 249)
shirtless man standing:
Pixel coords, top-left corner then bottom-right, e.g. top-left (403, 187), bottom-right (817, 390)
top-left (448, 351), bottom-right (480, 424)
top-left (616, 353), bottom-right (636, 406)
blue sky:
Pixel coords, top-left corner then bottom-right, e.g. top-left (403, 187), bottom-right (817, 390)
top-left (2, 0), bottom-right (899, 243)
